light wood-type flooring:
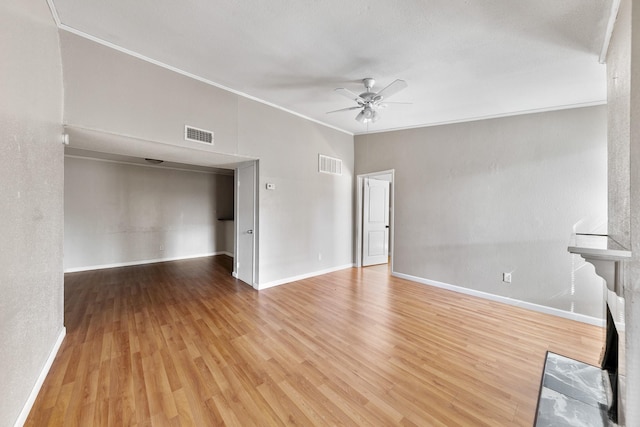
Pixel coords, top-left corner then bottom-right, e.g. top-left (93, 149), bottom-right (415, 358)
top-left (26, 255), bottom-right (603, 426)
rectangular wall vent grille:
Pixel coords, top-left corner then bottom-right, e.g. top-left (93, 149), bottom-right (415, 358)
top-left (319, 154), bottom-right (342, 175)
top-left (184, 125), bottom-right (214, 145)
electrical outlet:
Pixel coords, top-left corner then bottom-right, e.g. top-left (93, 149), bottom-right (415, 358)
top-left (318, 253), bottom-right (322, 261)
top-left (502, 272), bottom-right (512, 283)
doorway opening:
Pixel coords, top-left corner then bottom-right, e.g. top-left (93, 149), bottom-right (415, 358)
top-left (61, 128), bottom-right (259, 289)
top-left (355, 170), bottom-right (394, 269)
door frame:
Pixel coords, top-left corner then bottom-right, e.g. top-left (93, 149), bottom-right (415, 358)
top-left (234, 160), bottom-right (259, 288)
top-left (355, 169), bottom-right (395, 269)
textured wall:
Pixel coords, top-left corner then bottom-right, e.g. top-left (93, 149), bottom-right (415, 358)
top-left (607, 0), bottom-right (640, 424)
top-left (59, 31), bottom-right (354, 287)
top-left (64, 157), bottom-right (234, 270)
top-left (608, 0), bottom-right (632, 249)
top-left (355, 106), bottom-right (607, 319)
top-left (0, 1), bottom-right (64, 425)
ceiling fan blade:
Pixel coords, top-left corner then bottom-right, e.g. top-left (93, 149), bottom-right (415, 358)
top-left (334, 87), bottom-right (364, 104)
top-left (374, 79), bottom-right (408, 101)
top-left (326, 106), bottom-right (362, 114)
top-left (377, 101), bottom-right (412, 109)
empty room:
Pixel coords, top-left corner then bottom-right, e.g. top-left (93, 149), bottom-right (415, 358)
top-left (3, 0), bottom-right (640, 426)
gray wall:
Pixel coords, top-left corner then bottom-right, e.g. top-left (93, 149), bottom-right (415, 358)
top-left (64, 156), bottom-right (234, 271)
top-left (237, 98), bottom-right (354, 284)
top-left (607, 0), bottom-right (640, 424)
top-left (355, 106), bottom-right (607, 319)
top-left (608, 0), bottom-right (632, 250)
top-left (59, 31), bottom-right (354, 286)
top-left (0, 1), bottom-right (65, 426)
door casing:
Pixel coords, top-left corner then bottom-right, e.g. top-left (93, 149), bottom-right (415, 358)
top-left (362, 177), bottom-right (390, 266)
top-left (355, 169), bottom-right (395, 269)
top-left (234, 160), bottom-right (259, 288)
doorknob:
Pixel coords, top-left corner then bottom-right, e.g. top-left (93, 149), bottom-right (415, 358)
top-left (246, 229), bottom-right (253, 234)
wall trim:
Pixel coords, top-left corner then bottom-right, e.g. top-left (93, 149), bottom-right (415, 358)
top-left (258, 264), bottom-right (354, 290)
top-left (392, 272), bottom-right (605, 327)
top-left (14, 327), bottom-right (66, 427)
top-left (56, 26), bottom-right (353, 137)
top-left (355, 101), bottom-right (607, 136)
top-left (599, 0), bottom-right (621, 63)
top-left (64, 252), bottom-right (231, 273)
top-left (45, 0), bottom-right (61, 26)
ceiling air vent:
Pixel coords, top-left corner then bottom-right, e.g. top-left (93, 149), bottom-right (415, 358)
top-left (184, 125), bottom-right (214, 145)
top-left (319, 154), bottom-right (342, 175)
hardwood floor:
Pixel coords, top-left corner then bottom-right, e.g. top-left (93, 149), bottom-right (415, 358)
top-left (26, 255), bottom-right (603, 426)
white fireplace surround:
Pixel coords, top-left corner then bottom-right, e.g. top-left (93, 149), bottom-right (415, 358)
top-left (568, 233), bottom-right (631, 425)
top-left (568, 234), bottom-right (631, 298)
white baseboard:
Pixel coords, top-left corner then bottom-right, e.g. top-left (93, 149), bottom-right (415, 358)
top-left (392, 272), bottom-right (605, 327)
top-left (14, 327), bottom-right (66, 427)
top-left (258, 264), bottom-right (354, 290)
top-left (64, 252), bottom-right (230, 273)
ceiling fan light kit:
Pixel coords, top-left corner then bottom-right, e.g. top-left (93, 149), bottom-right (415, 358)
top-left (356, 106), bottom-right (378, 123)
top-left (328, 77), bottom-right (408, 124)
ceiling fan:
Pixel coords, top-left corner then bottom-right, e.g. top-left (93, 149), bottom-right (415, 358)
top-left (328, 78), bottom-right (408, 123)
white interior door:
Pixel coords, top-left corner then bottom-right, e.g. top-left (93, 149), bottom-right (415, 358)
top-left (235, 162), bottom-right (256, 287)
top-left (362, 178), bottom-right (390, 266)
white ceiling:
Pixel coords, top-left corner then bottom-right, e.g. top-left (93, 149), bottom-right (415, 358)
top-left (50, 0), bottom-right (613, 135)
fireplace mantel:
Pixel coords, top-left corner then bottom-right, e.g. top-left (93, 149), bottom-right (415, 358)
top-left (568, 233), bottom-right (631, 296)
top-left (564, 233), bottom-right (631, 425)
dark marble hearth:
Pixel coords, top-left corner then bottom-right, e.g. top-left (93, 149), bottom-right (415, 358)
top-left (535, 352), bottom-right (614, 426)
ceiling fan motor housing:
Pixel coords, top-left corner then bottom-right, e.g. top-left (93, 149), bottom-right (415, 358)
top-left (363, 77), bottom-right (375, 91)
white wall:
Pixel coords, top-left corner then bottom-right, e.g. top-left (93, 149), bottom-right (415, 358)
top-left (355, 106), bottom-right (607, 320)
top-left (0, 1), bottom-right (65, 426)
top-left (59, 31), bottom-right (354, 286)
top-left (64, 156), bottom-right (234, 271)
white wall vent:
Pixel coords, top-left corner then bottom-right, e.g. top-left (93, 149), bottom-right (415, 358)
top-left (319, 154), bottom-right (342, 175)
top-left (184, 125), bottom-right (214, 145)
